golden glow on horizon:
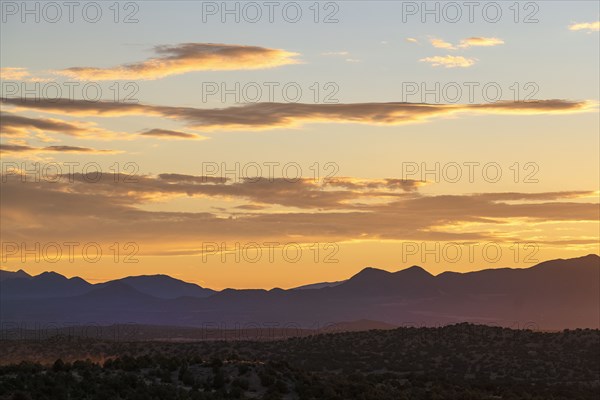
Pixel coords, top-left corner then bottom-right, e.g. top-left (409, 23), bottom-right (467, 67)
top-left (1, 10), bottom-right (598, 290)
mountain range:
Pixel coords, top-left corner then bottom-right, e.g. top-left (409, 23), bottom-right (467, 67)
top-left (1, 254), bottom-right (598, 330)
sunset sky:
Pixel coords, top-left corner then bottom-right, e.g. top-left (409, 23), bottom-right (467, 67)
top-left (1, 1), bottom-right (598, 289)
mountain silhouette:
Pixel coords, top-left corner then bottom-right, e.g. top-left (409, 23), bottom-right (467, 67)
top-left (0, 271), bottom-right (91, 298)
top-left (0, 269), bottom-right (31, 282)
top-left (1, 255), bottom-right (598, 330)
top-left (0, 272), bottom-right (213, 300)
top-left (99, 275), bottom-right (215, 299)
top-left (330, 265), bottom-right (436, 297)
top-left (292, 280), bottom-right (345, 290)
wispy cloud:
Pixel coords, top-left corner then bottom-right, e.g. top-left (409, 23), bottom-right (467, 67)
top-left (1, 111), bottom-right (210, 141)
top-left (1, 172), bottom-right (596, 253)
top-left (429, 38), bottom-right (456, 50)
top-left (569, 21), bottom-right (599, 32)
top-left (420, 55), bottom-right (476, 68)
top-left (321, 51), bottom-right (360, 62)
top-left (55, 43), bottom-right (300, 80)
top-left (2, 98), bottom-right (593, 131)
top-left (1, 67), bottom-right (31, 80)
top-left (0, 67), bottom-right (50, 82)
top-left (139, 129), bottom-right (206, 140)
top-left (428, 36), bottom-right (504, 50)
top-left (0, 112), bottom-right (129, 139)
top-left (458, 37), bottom-right (504, 48)
top-left (0, 143), bottom-right (119, 156)
top-left (6, 172), bottom-right (422, 210)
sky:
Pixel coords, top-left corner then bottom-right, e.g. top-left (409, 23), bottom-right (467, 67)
top-left (0, 1), bottom-right (599, 289)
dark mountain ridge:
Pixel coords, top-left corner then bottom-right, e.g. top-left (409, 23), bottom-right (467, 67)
top-left (1, 254), bottom-right (598, 330)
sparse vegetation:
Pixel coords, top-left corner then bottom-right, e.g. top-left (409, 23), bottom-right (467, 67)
top-left (0, 324), bottom-right (598, 399)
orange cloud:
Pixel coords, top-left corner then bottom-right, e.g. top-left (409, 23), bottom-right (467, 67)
top-left (0, 143), bottom-right (120, 156)
top-left (429, 38), bottom-right (456, 50)
top-left (0, 112), bottom-right (130, 139)
top-left (2, 98), bottom-right (594, 131)
top-left (139, 129), bottom-right (206, 140)
top-left (427, 36), bottom-right (504, 50)
top-left (0, 67), bottom-right (50, 82)
top-left (323, 177), bottom-right (425, 192)
top-left (569, 21), bottom-right (599, 32)
top-left (55, 43), bottom-right (300, 80)
top-left (2, 112), bottom-right (210, 142)
top-left (50, 173), bottom-right (421, 209)
top-left (1, 68), bottom-right (31, 80)
top-left (420, 55), bottom-right (476, 68)
top-left (458, 37), bottom-right (504, 48)
top-left (1, 172), bottom-right (597, 253)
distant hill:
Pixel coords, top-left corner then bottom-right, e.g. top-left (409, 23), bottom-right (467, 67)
top-left (0, 271), bottom-right (91, 298)
top-left (1, 255), bottom-right (598, 330)
top-left (0, 272), bottom-right (214, 300)
top-left (292, 280), bottom-right (345, 290)
top-left (0, 269), bottom-right (31, 282)
top-left (329, 265), bottom-right (437, 297)
top-left (99, 275), bottom-right (215, 299)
